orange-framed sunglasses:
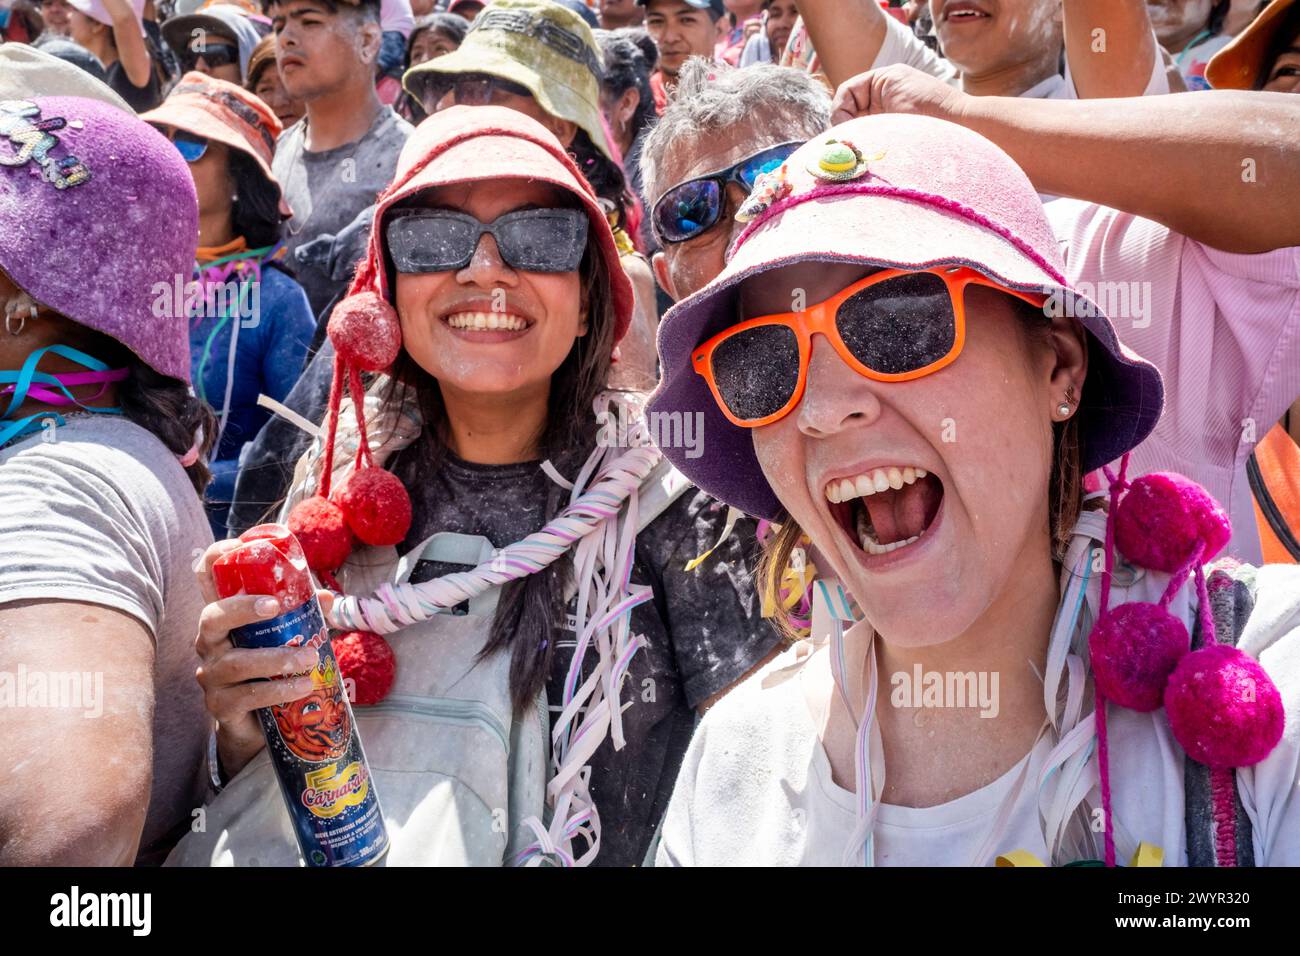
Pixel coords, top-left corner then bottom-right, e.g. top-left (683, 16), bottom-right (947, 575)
top-left (692, 266), bottom-right (1046, 428)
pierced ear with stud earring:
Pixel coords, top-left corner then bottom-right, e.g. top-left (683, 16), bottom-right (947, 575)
top-left (1056, 383), bottom-right (1078, 419)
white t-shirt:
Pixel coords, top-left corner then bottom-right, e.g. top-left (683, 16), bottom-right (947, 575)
top-left (657, 563), bottom-right (1300, 866)
top-left (872, 12), bottom-right (1170, 99)
top-left (380, 0), bottom-right (415, 37)
top-left (0, 415), bottom-right (213, 860)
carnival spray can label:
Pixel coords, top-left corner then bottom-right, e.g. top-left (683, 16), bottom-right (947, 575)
top-left (214, 525), bottom-right (389, 867)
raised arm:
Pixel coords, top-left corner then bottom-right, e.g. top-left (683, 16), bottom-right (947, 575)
top-left (793, 0), bottom-right (892, 88)
top-left (1064, 0), bottom-right (1160, 98)
top-left (832, 65), bottom-right (1300, 254)
top-left (103, 0), bottom-right (153, 89)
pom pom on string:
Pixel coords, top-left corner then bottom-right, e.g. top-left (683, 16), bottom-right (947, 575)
top-left (1114, 472), bottom-right (1231, 573)
top-left (287, 495), bottom-right (354, 574)
top-left (1088, 602), bottom-right (1189, 712)
top-left (326, 291), bottom-right (402, 372)
top-left (332, 466), bottom-right (413, 547)
top-left (1165, 643), bottom-right (1285, 769)
top-left (332, 630), bottom-right (396, 706)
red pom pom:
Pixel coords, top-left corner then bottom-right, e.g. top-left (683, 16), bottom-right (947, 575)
top-left (327, 291), bottom-right (402, 372)
top-left (332, 630), bottom-right (396, 706)
top-left (1115, 473), bottom-right (1231, 573)
top-left (1165, 644), bottom-right (1284, 768)
top-left (287, 495), bottom-right (354, 573)
top-left (1089, 602), bottom-right (1189, 711)
top-left (332, 467), bottom-right (412, 547)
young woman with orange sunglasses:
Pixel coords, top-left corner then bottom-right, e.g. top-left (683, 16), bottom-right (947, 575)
top-left (648, 117), bottom-right (1300, 867)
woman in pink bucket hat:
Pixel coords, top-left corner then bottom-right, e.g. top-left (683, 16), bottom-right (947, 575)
top-left (649, 113), bottom-right (1300, 867)
top-left (0, 97), bottom-right (217, 863)
top-left (172, 105), bottom-right (780, 868)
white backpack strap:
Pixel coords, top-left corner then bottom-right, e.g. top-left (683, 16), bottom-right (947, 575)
top-left (397, 532), bottom-right (502, 617)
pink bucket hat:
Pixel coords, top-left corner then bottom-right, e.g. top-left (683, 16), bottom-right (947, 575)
top-left (648, 113), bottom-right (1165, 520)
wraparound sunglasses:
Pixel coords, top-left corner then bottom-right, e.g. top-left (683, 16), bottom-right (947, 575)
top-left (692, 266), bottom-right (1047, 428)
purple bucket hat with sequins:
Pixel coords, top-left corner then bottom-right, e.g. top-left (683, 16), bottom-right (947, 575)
top-left (648, 113), bottom-right (1165, 521)
top-left (0, 96), bottom-right (198, 383)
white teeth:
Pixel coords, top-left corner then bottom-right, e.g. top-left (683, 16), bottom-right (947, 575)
top-left (824, 466), bottom-right (931, 504)
top-left (446, 311), bottom-right (529, 331)
top-left (857, 528), bottom-right (925, 556)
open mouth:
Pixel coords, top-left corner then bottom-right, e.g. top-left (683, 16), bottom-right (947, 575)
top-left (441, 310), bottom-right (534, 340)
top-left (826, 466), bottom-right (945, 557)
top-left (943, 1), bottom-right (991, 22)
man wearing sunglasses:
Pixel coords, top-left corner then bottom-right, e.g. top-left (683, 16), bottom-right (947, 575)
top-left (162, 4), bottom-right (262, 84)
top-left (641, 57), bottom-right (831, 302)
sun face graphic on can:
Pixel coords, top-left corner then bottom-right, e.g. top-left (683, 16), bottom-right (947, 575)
top-left (272, 650), bottom-right (352, 762)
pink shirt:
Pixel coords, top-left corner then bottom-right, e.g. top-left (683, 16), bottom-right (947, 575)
top-left (1047, 200), bottom-right (1300, 563)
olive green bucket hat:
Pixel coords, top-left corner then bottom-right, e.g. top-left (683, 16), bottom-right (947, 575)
top-left (402, 0), bottom-right (614, 161)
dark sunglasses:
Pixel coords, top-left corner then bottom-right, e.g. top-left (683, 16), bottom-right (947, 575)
top-left (693, 268), bottom-right (1045, 427)
top-left (652, 141), bottom-right (802, 245)
top-left (179, 42), bottom-right (239, 72)
top-left (386, 208), bottom-right (589, 274)
top-left (151, 126), bottom-right (209, 163)
top-left (420, 73), bottom-right (535, 111)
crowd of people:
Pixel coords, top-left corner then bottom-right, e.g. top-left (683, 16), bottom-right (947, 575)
top-left (0, 0), bottom-right (1298, 868)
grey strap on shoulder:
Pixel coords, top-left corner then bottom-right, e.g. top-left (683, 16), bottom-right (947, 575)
top-left (1183, 562), bottom-right (1258, 867)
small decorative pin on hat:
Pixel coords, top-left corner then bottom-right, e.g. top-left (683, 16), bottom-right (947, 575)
top-left (735, 162), bottom-right (793, 223)
top-left (807, 138), bottom-right (874, 182)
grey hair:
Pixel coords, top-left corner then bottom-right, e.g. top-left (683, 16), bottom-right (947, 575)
top-left (640, 58), bottom-right (832, 204)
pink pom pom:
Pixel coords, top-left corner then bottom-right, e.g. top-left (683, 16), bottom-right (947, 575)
top-left (1114, 472), bottom-right (1231, 573)
top-left (287, 495), bottom-right (354, 573)
top-left (327, 291), bottom-right (402, 372)
top-left (332, 630), bottom-right (396, 706)
top-left (1164, 644), bottom-right (1284, 768)
top-left (332, 467), bottom-right (413, 547)
top-left (1089, 603), bottom-right (1189, 711)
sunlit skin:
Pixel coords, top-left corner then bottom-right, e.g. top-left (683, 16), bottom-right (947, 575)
top-left (41, 0), bottom-right (74, 34)
top-left (253, 63), bottom-right (307, 128)
top-left (599, 0), bottom-right (645, 29)
top-left (650, 114), bottom-right (792, 300)
top-left (270, 0), bottom-right (379, 102)
top-left (928, 0), bottom-right (1063, 95)
top-left (743, 260), bottom-right (1089, 803)
top-left (765, 0), bottom-right (798, 60)
top-left (392, 179), bottom-right (588, 462)
top-left (645, 0), bottom-right (719, 78)
top-left (150, 126), bottom-right (236, 247)
top-left (1146, 0), bottom-right (1213, 52)
top-left (1263, 47), bottom-right (1300, 93)
top-left (409, 26), bottom-right (461, 66)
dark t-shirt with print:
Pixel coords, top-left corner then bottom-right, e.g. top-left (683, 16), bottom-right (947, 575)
top-left (388, 445), bottom-right (781, 867)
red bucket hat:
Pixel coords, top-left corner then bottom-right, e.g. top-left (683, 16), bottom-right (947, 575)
top-left (286, 105), bottom-right (634, 579)
top-left (649, 113), bottom-right (1165, 521)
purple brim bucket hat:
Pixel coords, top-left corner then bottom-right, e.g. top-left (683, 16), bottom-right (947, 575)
top-left (0, 96), bottom-right (199, 383)
top-left (648, 113), bottom-right (1165, 521)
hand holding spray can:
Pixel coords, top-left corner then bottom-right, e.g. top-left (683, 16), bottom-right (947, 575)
top-left (211, 524), bottom-right (389, 867)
